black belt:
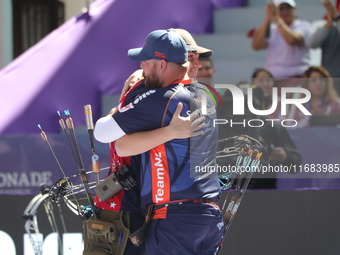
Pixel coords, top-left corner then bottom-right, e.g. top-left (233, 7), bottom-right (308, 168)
top-left (153, 199), bottom-right (219, 210)
top-left (129, 199), bottom-right (219, 247)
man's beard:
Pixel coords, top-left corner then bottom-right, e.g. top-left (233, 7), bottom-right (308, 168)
top-left (144, 66), bottom-right (162, 90)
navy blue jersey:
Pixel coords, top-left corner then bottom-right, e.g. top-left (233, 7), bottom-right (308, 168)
top-left (113, 79), bottom-right (220, 215)
top-left (94, 82), bottom-right (148, 214)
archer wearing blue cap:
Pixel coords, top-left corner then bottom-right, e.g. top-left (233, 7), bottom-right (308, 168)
top-left (128, 29), bottom-right (188, 63)
top-left (94, 29), bottom-right (222, 255)
top-left (125, 29), bottom-right (190, 90)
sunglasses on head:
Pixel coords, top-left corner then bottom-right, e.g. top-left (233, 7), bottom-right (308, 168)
top-left (279, 5), bottom-right (293, 12)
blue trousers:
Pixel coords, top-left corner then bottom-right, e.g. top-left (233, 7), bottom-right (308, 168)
top-left (145, 204), bottom-right (224, 255)
top-left (124, 213), bottom-right (146, 255)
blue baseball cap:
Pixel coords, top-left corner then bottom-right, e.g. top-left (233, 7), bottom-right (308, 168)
top-left (128, 29), bottom-right (188, 63)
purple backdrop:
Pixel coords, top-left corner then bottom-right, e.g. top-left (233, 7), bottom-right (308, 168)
top-left (0, 0), bottom-right (246, 135)
top-left (0, 0), bottom-right (250, 194)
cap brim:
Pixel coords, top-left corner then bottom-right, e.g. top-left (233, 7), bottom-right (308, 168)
top-left (196, 46), bottom-right (213, 59)
top-left (128, 47), bottom-right (151, 62)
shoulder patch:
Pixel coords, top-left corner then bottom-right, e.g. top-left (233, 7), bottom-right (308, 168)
top-left (119, 102), bottom-right (134, 113)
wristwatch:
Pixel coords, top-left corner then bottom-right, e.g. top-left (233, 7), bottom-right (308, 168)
top-left (334, 14), bottom-right (340, 21)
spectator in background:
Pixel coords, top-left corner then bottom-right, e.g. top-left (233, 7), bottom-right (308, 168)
top-left (196, 58), bottom-right (215, 86)
top-left (251, 68), bottom-right (279, 118)
top-left (306, 0), bottom-right (340, 95)
top-left (251, 0), bottom-right (310, 88)
top-left (252, 68), bottom-right (274, 99)
top-left (288, 66), bottom-right (340, 128)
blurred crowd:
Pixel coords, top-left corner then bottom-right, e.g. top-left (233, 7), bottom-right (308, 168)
top-left (193, 0), bottom-right (340, 188)
top-left (250, 0), bottom-right (340, 128)
top-left (201, 0), bottom-right (340, 129)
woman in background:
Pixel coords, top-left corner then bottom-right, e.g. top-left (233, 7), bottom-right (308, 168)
top-left (251, 68), bottom-right (280, 119)
top-left (290, 66), bottom-right (340, 128)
